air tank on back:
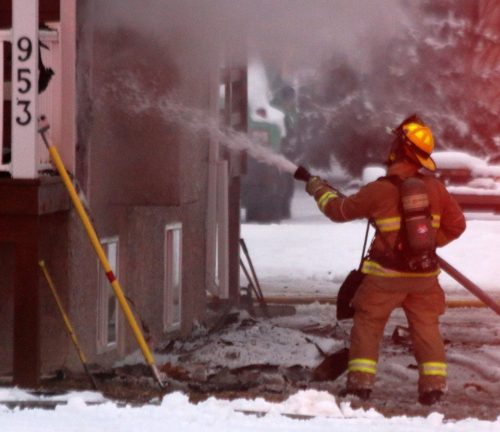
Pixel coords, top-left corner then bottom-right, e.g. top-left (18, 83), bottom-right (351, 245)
top-left (400, 177), bottom-right (436, 270)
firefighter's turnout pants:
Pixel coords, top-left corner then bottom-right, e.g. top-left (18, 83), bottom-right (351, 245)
top-left (348, 274), bottom-right (447, 394)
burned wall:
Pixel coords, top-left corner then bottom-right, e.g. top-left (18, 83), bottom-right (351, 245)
top-left (72, 0), bottom-right (217, 365)
top-left (81, 27), bottom-right (180, 214)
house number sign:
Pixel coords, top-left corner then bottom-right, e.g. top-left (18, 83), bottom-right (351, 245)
top-left (14, 36), bottom-right (34, 126)
top-left (12, 0), bottom-right (38, 179)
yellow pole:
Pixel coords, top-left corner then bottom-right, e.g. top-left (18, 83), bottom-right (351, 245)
top-left (38, 260), bottom-right (98, 390)
top-left (38, 120), bottom-right (164, 387)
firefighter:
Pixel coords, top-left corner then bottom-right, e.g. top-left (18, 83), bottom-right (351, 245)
top-left (305, 115), bottom-right (466, 405)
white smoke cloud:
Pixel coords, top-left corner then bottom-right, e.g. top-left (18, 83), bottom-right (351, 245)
top-left (91, 0), bottom-right (408, 73)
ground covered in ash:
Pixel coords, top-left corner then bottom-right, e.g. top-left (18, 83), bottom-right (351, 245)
top-left (34, 303), bottom-right (500, 420)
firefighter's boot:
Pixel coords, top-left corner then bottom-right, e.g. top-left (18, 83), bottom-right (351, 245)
top-left (419, 390), bottom-right (443, 406)
top-left (339, 370), bottom-right (375, 401)
top-left (338, 387), bottom-right (372, 401)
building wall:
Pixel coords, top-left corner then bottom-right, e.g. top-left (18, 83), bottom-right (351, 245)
top-left (68, 0), bottom-right (215, 367)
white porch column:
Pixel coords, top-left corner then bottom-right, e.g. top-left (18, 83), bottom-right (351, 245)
top-left (0, 40), bottom-right (4, 164)
top-left (60, 0), bottom-right (77, 171)
top-left (216, 160), bottom-right (230, 299)
top-left (12, 0), bottom-right (39, 179)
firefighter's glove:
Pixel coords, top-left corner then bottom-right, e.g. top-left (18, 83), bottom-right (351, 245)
top-left (306, 176), bottom-right (330, 196)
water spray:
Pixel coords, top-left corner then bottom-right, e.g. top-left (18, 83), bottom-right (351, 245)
top-left (108, 76), bottom-right (327, 185)
top-left (107, 75), bottom-right (299, 175)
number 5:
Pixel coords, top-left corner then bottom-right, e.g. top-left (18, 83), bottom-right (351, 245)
top-left (17, 68), bottom-right (31, 94)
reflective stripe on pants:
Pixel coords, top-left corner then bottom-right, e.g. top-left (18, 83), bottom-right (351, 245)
top-left (420, 362), bottom-right (447, 377)
top-left (348, 358), bottom-right (377, 375)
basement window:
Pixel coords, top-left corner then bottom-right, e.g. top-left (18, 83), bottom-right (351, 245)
top-left (97, 237), bottom-right (119, 351)
top-left (164, 223), bottom-right (182, 331)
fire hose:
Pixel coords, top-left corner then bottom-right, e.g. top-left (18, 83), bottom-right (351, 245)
top-left (293, 165), bottom-right (500, 317)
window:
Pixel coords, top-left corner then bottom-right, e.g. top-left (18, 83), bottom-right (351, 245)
top-left (97, 237), bottom-right (119, 351)
top-left (164, 223), bottom-right (182, 331)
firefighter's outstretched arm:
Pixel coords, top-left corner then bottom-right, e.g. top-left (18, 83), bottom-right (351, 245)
top-left (306, 176), bottom-right (339, 206)
top-left (305, 175), bottom-right (374, 222)
top-left (295, 165), bottom-right (371, 222)
top-left (306, 176), bottom-right (337, 197)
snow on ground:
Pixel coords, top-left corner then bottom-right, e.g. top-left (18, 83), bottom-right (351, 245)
top-left (241, 185), bottom-right (500, 299)
top-left (2, 386), bottom-right (500, 432)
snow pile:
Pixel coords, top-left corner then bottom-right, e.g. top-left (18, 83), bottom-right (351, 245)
top-left (432, 151), bottom-right (500, 196)
top-left (433, 151), bottom-right (500, 178)
top-left (446, 183), bottom-right (500, 196)
top-left (231, 389), bottom-right (381, 418)
top-left (0, 387), bottom-right (104, 404)
top-left (1, 388), bottom-right (500, 432)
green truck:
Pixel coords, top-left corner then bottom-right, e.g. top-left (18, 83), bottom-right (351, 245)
top-left (242, 76), bottom-right (297, 222)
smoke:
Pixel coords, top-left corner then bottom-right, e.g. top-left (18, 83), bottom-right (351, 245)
top-left (81, 0), bottom-right (498, 188)
top-left (91, 0), bottom-right (407, 75)
top-left (84, 0), bottom-right (411, 180)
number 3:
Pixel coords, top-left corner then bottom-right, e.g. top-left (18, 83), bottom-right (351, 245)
top-left (16, 100), bottom-right (32, 126)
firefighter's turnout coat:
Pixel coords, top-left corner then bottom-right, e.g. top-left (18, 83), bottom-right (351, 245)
top-left (312, 160), bottom-right (466, 394)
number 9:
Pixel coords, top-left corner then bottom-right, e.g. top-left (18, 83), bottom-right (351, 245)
top-left (17, 36), bottom-right (32, 62)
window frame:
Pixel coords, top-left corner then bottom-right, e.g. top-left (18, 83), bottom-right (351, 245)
top-left (96, 236), bottom-right (119, 352)
top-left (163, 223), bottom-right (182, 332)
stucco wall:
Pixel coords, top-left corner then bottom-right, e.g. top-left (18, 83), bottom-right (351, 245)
top-left (69, 0), bottom-right (214, 368)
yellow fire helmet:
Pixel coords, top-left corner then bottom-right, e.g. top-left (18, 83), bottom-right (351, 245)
top-left (401, 121), bottom-right (436, 172)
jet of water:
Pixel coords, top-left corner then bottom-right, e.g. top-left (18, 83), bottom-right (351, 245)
top-left (159, 97), bottom-right (297, 174)
top-left (109, 74), bottom-right (298, 174)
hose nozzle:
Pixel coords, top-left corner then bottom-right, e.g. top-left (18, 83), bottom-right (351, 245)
top-left (294, 165), bottom-right (312, 182)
